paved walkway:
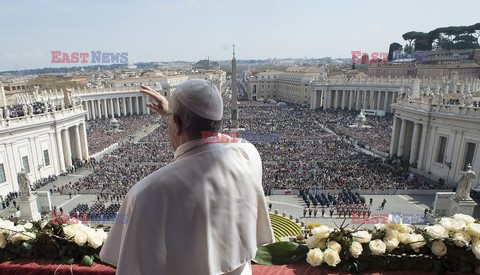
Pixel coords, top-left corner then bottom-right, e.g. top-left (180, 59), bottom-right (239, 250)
top-left (267, 194), bottom-right (434, 229)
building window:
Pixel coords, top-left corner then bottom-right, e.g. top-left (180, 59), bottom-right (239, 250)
top-left (22, 156), bottom-right (30, 173)
top-left (0, 164), bottom-right (6, 183)
top-left (463, 142), bottom-right (476, 171)
top-left (43, 150), bottom-right (50, 166)
top-left (436, 136), bottom-right (447, 164)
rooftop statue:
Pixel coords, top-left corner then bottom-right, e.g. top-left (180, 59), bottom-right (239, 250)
top-left (455, 165), bottom-right (477, 201)
top-left (18, 169), bottom-right (31, 200)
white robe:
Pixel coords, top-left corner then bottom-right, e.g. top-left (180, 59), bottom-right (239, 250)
top-left (100, 138), bottom-right (274, 275)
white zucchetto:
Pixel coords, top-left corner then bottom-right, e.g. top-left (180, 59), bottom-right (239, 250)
top-left (173, 79), bottom-right (223, 121)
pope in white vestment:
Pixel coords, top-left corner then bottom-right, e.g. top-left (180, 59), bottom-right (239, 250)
top-left (100, 79), bottom-right (274, 275)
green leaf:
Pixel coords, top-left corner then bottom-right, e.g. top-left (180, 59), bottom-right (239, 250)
top-left (21, 242), bottom-right (33, 251)
top-left (253, 242), bottom-right (309, 265)
top-left (63, 257), bottom-right (75, 265)
top-left (81, 255), bottom-right (94, 267)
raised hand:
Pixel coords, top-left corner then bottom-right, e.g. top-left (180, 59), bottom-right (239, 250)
top-left (140, 85), bottom-right (169, 116)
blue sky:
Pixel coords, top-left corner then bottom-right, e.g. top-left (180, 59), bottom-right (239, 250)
top-left (0, 0), bottom-right (479, 71)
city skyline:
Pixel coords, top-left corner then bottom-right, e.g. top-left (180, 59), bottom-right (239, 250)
top-left (1, 0), bottom-right (479, 71)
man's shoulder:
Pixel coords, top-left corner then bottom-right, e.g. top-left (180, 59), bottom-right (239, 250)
top-left (129, 162), bottom-right (184, 197)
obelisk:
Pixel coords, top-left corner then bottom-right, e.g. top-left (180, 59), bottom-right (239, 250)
top-left (0, 82), bottom-right (6, 107)
top-left (230, 44), bottom-right (239, 131)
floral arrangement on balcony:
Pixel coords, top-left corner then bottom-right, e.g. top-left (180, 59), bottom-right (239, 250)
top-left (254, 213), bottom-right (480, 274)
top-left (0, 214), bottom-right (109, 267)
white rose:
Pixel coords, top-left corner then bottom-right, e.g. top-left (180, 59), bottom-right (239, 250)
top-left (397, 224), bottom-right (413, 234)
top-left (63, 225), bottom-right (78, 239)
top-left (431, 240), bottom-right (447, 257)
top-left (408, 233), bottom-right (426, 252)
top-left (9, 231), bottom-right (35, 242)
top-left (369, 239), bottom-right (387, 255)
top-left (96, 228), bottom-right (108, 242)
top-left (384, 237), bottom-right (400, 251)
top-left (0, 233), bottom-right (6, 248)
top-left (468, 223), bottom-right (480, 238)
top-left (327, 241), bottom-right (342, 254)
top-left (81, 226), bottom-right (96, 240)
top-left (311, 225), bottom-right (332, 239)
top-left (352, 231), bottom-right (372, 244)
top-left (425, 224), bottom-right (449, 239)
top-left (306, 235), bottom-right (325, 249)
top-left (453, 231), bottom-right (472, 247)
top-left (386, 228), bottom-right (399, 238)
top-left (0, 220), bottom-right (15, 234)
top-left (439, 217), bottom-right (466, 232)
top-left (13, 225), bottom-right (25, 232)
top-left (349, 241), bottom-right (363, 258)
top-left (375, 223), bottom-right (386, 230)
top-left (87, 231), bottom-right (104, 249)
top-left (397, 232), bottom-right (410, 244)
top-left (323, 248), bottom-right (341, 267)
top-left (454, 213), bottom-right (475, 224)
top-left (472, 241), bottom-right (480, 260)
top-left (23, 223), bottom-right (33, 230)
top-left (306, 248), bottom-right (324, 267)
top-left (74, 231), bottom-right (88, 246)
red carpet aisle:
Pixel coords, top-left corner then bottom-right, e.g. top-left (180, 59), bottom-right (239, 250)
top-left (0, 259), bottom-right (475, 275)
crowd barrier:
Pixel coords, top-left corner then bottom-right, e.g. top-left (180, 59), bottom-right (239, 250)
top-left (269, 189), bottom-right (451, 196)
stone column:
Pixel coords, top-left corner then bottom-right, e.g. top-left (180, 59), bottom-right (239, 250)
top-left (355, 90), bottom-right (361, 110)
top-left (96, 100), bottom-right (101, 119)
top-left (348, 90), bottom-right (354, 110)
top-left (90, 100), bottom-right (96, 119)
top-left (397, 119), bottom-right (407, 158)
top-left (85, 101), bottom-right (90, 120)
top-left (311, 90), bottom-right (317, 109)
top-left (55, 130), bottom-right (66, 172)
top-left (362, 91), bottom-right (367, 109)
top-left (61, 129), bottom-right (72, 168)
top-left (73, 125), bottom-right (82, 160)
top-left (376, 91), bottom-right (382, 111)
top-left (79, 123), bottom-right (89, 160)
top-left (409, 122), bottom-right (421, 165)
top-left (145, 95), bottom-right (151, 114)
top-left (116, 98), bottom-right (121, 117)
top-left (323, 90), bottom-right (329, 110)
top-left (390, 117), bottom-right (399, 156)
top-left (332, 90), bottom-right (337, 109)
top-left (137, 96), bottom-right (142, 115)
top-left (417, 124), bottom-right (428, 172)
top-left (123, 97), bottom-right (127, 116)
top-left (129, 97), bottom-right (134, 115)
top-left (383, 91), bottom-right (389, 112)
top-left (103, 99), bottom-right (108, 118)
top-left (110, 98), bottom-right (115, 118)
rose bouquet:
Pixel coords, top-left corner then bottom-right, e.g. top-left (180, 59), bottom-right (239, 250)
top-left (254, 213), bottom-right (480, 274)
top-left (0, 214), bottom-right (110, 266)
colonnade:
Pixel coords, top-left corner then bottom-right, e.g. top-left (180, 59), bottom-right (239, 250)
top-left (311, 88), bottom-right (399, 113)
top-left (81, 95), bottom-right (150, 120)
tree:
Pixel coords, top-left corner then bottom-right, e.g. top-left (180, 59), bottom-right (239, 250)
top-left (404, 45), bottom-right (413, 54)
top-left (388, 42), bottom-right (403, 61)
